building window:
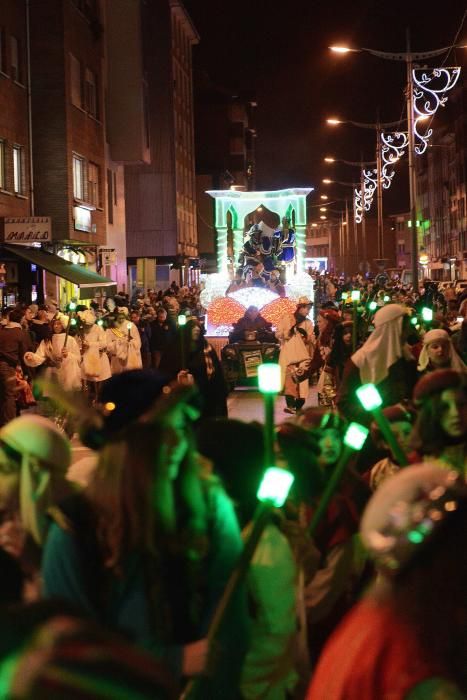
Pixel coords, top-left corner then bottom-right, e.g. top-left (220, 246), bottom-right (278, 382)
top-left (88, 161), bottom-right (100, 207)
top-left (10, 36), bottom-right (21, 83)
top-left (13, 145), bottom-right (25, 194)
top-left (107, 169), bottom-right (113, 224)
top-left (0, 140), bottom-right (5, 189)
top-left (70, 53), bottom-right (82, 108)
top-left (84, 68), bottom-right (98, 118)
top-left (73, 154), bottom-right (85, 200)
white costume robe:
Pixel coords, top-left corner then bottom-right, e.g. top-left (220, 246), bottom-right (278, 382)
top-left (80, 324), bottom-right (112, 383)
top-left (106, 322), bottom-right (142, 374)
top-left (276, 314), bottom-right (314, 399)
top-left (24, 333), bottom-right (82, 392)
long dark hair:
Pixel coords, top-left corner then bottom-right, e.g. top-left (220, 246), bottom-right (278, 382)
top-left (411, 382), bottom-right (467, 455)
top-left (328, 323), bottom-right (353, 373)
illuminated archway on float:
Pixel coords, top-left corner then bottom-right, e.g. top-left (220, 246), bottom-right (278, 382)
top-left (202, 187), bottom-right (314, 336)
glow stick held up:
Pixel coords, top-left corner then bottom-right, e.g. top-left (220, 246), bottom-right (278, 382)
top-left (356, 383), bottom-right (409, 466)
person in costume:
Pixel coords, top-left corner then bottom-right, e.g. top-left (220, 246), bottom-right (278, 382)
top-left (307, 464), bottom-right (467, 699)
top-left (411, 369), bottom-right (467, 478)
top-left (308, 309), bottom-right (341, 407)
top-left (105, 308), bottom-right (142, 375)
top-left (276, 297), bottom-right (314, 414)
top-left (368, 404), bottom-right (416, 490)
top-left (417, 328), bottom-right (467, 375)
top-left (24, 317), bottom-right (82, 394)
top-left (0, 415), bottom-right (72, 597)
top-left (337, 304), bottom-right (418, 425)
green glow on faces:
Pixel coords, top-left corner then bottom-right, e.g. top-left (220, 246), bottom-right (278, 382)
top-left (356, 383), bottom-right (383, 411)
top-left (343, 422), bottom-right (369, 450)
top-left (258, 363), bottom-right (281, 393)
top-left (257, 467), bottom-right (295, 507)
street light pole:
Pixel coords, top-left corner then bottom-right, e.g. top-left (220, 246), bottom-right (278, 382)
top-left (376, 124), bottom-right (384, 259)
top-left (406, 29), bottom-right (419, 293)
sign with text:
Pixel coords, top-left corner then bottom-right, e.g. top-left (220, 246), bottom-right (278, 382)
top-left (3, 217), bottom-right (51, 245)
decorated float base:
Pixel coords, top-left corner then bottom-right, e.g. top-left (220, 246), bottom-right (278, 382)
top-left (200, 271), bottom-right (314, 337)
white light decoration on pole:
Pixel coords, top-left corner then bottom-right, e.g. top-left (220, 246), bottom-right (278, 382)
top-left (380, 131), bottom-right (408, 189)
top-left (362, 168), bottom-right (378, 211)
top-left (413, 67), bottom-right (461, 155)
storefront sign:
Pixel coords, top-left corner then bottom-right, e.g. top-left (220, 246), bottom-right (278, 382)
top-left (3, 217), bottom-right (51, 245)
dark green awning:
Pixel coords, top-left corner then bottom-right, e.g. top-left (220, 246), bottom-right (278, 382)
top-left (4, 245), bottom-right (117, 299)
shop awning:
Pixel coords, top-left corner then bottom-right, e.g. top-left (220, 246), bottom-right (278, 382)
top-left (3, 245), bottom-right (117, 299)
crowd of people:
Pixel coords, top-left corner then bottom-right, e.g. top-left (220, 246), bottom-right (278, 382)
top-left (0, 272), bottom-right (464, 698)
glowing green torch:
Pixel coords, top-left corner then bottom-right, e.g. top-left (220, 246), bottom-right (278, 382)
top-left (356, 383), bottom-right (409, 466)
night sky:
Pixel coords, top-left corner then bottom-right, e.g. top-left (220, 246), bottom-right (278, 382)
top-left (184, 0), bottom-right (466, 215)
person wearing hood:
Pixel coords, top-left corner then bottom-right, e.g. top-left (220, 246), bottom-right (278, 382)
top-left (105, 308), bottom-right (142, 376)
top-left (337, 304), bottom-right (418, 425)
top-left (77, 309), bottom-right (112, 398)
top-left (276, 297), bottom-right (314, 415)
top-left (0, 415), bottom-right (72, 596)
top-left (417, 328), bottom-right (467, 376)
top-left (307, 464), bottom-right (467, 700)
top-left (24, 317), bottom-right (82, 394)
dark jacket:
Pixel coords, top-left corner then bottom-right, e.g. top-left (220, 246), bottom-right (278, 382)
top-left (0, 326), bottom-right (27, 367)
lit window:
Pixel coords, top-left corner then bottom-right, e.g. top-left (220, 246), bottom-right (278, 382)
top-left (88, 161), bottom-right (100, 207)
top-left (84, 68), bottom-right (98, 118)
top-left (13, 145), bottom-right (24, 194)
top-left (73, 154), bottom-right (85, 200)
top-left (70, 53), bottom-right (82, 108)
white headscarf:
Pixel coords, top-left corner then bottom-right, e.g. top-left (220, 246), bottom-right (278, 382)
top-left (418, 328), bottom-right (467, 373)
top-left (352, 304), bottom-right (411, 385)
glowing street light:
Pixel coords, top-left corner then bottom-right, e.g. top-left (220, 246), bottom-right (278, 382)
top-left (327, 118), bottom-right (343, 125)
top-left (324, 157), bottom-right (335, 163)
top-left (322, 179), bottom-right (332, 184)
top-left (329, 45), bottom-right (357, 54)
top-left (319, 207), bottom-right (327, 212)
top-left (320, 215), bottom-right (327, 220)
top-left (320, 195), bottom-right (328, 200)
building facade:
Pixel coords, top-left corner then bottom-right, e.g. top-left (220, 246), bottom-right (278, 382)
top-left (125, 0), bottom-right (199, 290)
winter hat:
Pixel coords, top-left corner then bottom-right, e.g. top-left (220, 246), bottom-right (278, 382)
top-left (413, 369), bottom-right (464, 405)
top-left (360, 463), bottom-right (466, 574)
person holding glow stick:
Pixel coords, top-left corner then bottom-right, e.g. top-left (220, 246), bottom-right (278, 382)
top-left (105, 308), bottom-right (142, 375)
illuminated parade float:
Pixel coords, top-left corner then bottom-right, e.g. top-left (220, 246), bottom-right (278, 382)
top-left (200, 188), bottom-right (314, 338)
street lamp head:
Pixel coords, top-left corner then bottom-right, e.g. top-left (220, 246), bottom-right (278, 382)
top-left (320, 195), bottom-right (328, 200)
top-left (326, 118), bottom-right (342, 125)
top-left (322, 179), bottom-right (332, 184)
top-left (329, 45), bottom-right (354, 54)
top-left (324, 157), bottom-right (335, 163)
top-left (320, 215), bottom-right (327, 220)
top-left (311, 223), bottom-right (318, 227)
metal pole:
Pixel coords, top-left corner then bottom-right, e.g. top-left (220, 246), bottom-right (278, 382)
top-left (264, 393), bottom-right (275, 467)
top-left (376, 125), bottom-right (384, 259)
top-left (406, 28), bottom-right (419, 294)
top-left (360, 166), bottom-right (367, 268)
